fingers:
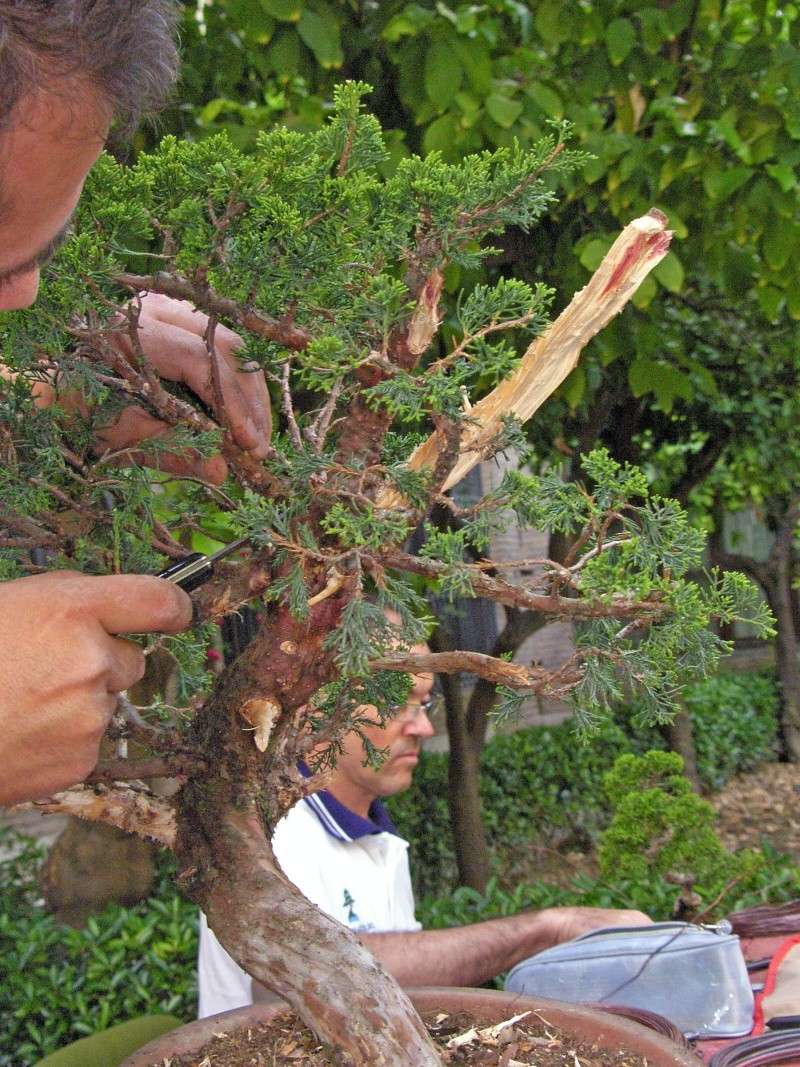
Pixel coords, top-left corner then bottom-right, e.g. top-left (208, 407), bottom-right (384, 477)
top-left (135, 294), bottom-right (272, 458)
top-left (95, 406), bottom-right (229, 484)
top-left (64, 573), bottom-right (193, 635)
top-left (105, 636), bottom-right (146, 692)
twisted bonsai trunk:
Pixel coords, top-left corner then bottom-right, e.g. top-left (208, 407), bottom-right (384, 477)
top-left (173, 594), bottom-right (441, 1067)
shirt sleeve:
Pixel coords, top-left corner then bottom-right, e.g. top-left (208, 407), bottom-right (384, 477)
top-left (197, 911), bottom-right (252, 1019)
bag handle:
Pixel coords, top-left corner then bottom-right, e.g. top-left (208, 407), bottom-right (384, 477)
top-left (574, 921), bottom-right (705, 943)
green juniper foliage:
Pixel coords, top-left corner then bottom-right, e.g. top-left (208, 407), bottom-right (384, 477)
top-left (598, 751), bottom-right (767, 911)
top-left (0, 83), bottom-right (771, 747)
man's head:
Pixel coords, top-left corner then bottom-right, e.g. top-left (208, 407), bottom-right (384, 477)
top-left (317, 613), bottom-right (437, 818)
top-left (0, 1), bottom-right (180, 310)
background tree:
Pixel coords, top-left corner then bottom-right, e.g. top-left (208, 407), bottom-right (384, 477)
top-left (0, 88), bottom-right (770, 1064)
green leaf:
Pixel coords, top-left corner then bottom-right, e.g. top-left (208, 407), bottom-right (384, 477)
top-left (630, 274), bottom-right (657, 309)
top-left (424, 41), bottom-right (463, 107)
top-left (296, 8), bottom-right (342, 69)
top-left (423, 113), bottom-right (460, 156)
top-left (606, 18), bottom-right (636, 66)
top-left (524, 81), bottom-right (564, 118)
top-left (653, 251), bottom-right (684, 293)
top-left (766, 162), bottom-right (796, 193)
top-left (260, 0), bottom-right (302, 19)
top-left (702, 165), bottom-right (753, 202)
top-left (535, 0), bottom-right (570, 45)
top-left (268, 27), bottom-right (301, 74)
top-left (579, 237), bottom-right (613, 271)
top-left (628, 359), bottom-right (692, 412)
top-left (451, 38), bottom-right (493, 95)
top-left (561, 364), bottom-right (586, 410)
top-left (762, 215), bottom-right (797, 272)
top-left (757, 284), bottom-right (784, 322)
top-left (485, 92), bottom-right (523, 129)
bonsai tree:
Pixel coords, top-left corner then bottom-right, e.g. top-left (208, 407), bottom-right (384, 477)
top-left (0, 85), bottom-right (771, 1065)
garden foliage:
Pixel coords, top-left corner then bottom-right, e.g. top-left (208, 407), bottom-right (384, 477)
top-left (390, 670), bottom-right (780, 896)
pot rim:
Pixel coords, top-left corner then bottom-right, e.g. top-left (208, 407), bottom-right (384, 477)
top-left (121, 987), bottom-right (701, 1066)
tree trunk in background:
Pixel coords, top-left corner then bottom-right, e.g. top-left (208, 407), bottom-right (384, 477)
top-left (431, 625), bottom-right (491, 892)
top-left (771, 543), bottom-right (800, 761)
top-left (434, 606), bottom-right (549, 892)
top-left (718, 499), bottom-right (800, 762)
top-left (661, 704), bottom-right (703, 793)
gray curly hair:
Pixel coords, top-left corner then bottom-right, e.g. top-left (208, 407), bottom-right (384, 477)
top-left (0, 0), bottom-right (180, 136)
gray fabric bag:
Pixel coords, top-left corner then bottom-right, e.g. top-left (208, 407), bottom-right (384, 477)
top-left (504, 921), bottom-right (754, 1039)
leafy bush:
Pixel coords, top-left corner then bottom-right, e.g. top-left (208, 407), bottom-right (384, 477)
top-left (684, 672), bottom-right (779, 789)
top-left (390, 671), bottom-right (780, 897)
top-left (0, 830), bottom-right (198, 1067)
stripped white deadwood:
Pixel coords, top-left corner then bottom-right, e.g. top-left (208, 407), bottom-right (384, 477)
top-left (30, 784), bottom-right (177, 846)
top-left (377, 209), bottom-right (672, 508)
top-left (446, 1011), bottom-right (533, 1049)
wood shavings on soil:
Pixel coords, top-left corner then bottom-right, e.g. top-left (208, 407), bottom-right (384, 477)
top-left (158, 1009), bottom-right (654, 1066)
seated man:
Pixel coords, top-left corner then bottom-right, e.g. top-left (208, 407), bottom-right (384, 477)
top-left (198, 623), bottom-right (651, 1017)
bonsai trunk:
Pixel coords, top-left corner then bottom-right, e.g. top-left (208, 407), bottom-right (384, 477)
top-left (174, 596), bottom-right (441, 1066)
top-left (176, 798), bottom-right (439, 1066)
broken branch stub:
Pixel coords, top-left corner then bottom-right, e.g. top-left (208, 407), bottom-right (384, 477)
top-left (377, 209), bottom-right (672, 508)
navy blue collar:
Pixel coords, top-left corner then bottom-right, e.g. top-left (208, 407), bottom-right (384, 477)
top-left (299, 764), bottom-right (397, 842)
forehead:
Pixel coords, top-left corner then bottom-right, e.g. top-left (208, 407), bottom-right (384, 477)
top-left (0, 89), bottom-right (108, 268)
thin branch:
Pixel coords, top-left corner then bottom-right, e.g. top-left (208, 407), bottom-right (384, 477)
top-left (427, 311), bottom-right (542, 373)
top-left (280, 361), bottom-right (304, 451)
top-left (115, 272), bottom-right (310, 351)
top-left (86, 755), bottom-right (205, 784)
top-left (378, 549), bottom-right (670, 622)
top-left (371, 649), bottom-right (583, 696)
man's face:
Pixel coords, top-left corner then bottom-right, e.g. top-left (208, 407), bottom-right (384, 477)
top-left (0, 91), bottom-right (108, 311)
top-left (326, 646), bottom-right (436, 806)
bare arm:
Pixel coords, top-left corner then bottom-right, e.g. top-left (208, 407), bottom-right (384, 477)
top-left (252, 906), bottom-right (652, 999)
top-left (361, 907), bottom-right (652, 987)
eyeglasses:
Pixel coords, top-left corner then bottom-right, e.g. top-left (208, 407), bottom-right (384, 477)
top-left (387, 694), bottom-right (442, 723)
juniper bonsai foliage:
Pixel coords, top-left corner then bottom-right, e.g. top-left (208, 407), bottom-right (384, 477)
top-left (0, 84), bottom-right (772, 1065)
top-left (598, 751), bottom-right (766, 917)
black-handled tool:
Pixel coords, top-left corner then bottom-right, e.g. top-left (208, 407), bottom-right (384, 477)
top-left (157, 537), bottom-right (248, 592)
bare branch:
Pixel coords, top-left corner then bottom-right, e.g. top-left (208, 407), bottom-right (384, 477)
top-left (28, 784), bottom-right (176, 847)
top-left (86, 755), bottom-right (205, 783)
top-left (115, 272), bottom-right (310, 351)
top-left (378, 549), bottom-right (670, 622)
top-left (371, 650), bottom-right (562, 691)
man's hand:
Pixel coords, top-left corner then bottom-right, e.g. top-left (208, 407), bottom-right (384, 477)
top-left (98, 294), bottom-right (271, 483)
top-left (32, 294), bottom-right (272, 484)
top-left (541, 906), bottom-right (652, 946)
top-left (0, 571), bottom-right (192, 806)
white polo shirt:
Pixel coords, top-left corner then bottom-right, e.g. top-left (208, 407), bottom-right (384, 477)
top-left (197, 789), bottom-right (421, 1019)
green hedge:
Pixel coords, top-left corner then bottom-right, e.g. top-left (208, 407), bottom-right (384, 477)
top-left (389, 671), bottom-right (780, 897)
top-left (0, 832), bottom-right (197, 1067)
top-left (684, 672), bottom-right (779, 789)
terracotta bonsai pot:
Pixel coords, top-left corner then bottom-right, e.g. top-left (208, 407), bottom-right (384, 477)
top-left (121, 987), bottom-right (700, 1066)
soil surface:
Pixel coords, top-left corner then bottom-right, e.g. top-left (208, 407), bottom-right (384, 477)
top-left (160, 1009), bottom-right (653, 1067)
top-left (711, 761), bottom-right (800, 858)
